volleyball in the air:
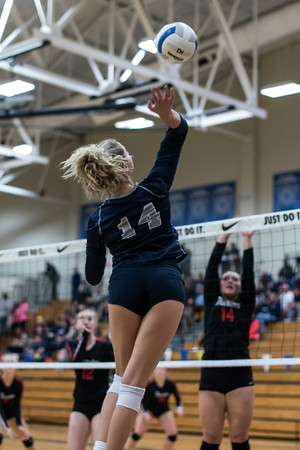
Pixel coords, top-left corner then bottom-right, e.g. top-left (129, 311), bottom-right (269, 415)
top-left (156, 22), bottom-right (198, 64)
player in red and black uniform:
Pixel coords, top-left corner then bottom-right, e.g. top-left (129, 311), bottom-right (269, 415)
top-left (199, 231), bottom-right (256, 450)
top-left (0, 353), bottom-right (35, 450)
top-left (125, 367), bottom-right (183, 450)
top-left (66, 309), bottom-right (114, 450)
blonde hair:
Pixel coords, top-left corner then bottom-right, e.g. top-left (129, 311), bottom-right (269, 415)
top-left (61, 139), bottom-right (131, 199)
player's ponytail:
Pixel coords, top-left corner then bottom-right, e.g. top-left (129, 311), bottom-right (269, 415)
top-left (61, 139), bottom-right (130, 199)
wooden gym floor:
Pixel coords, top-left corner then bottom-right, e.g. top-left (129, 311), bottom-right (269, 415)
top-left (2, 423), bottom-right (300, 450)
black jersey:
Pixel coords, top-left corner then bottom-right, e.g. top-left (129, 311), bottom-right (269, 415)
top-left (0, 376), bottom-right (22, 426)
top-left (66, 332), bottom-right (114, 405)
top-left (142, 378), bottom-right (182, 412)
top-left (85, 118), bottom-right (188, 286)
top-left (202, 242), bottom-right (255, 360)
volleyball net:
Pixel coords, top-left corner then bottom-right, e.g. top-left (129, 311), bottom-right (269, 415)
top-left (1, 208), bottom-right (300, 370)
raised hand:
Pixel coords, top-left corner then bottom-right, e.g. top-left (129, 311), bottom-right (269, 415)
top-left (147, 85), bottom-right (181, 128)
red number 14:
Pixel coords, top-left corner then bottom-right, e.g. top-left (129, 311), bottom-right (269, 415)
top-left (221, 307), bottom-right (235, 322)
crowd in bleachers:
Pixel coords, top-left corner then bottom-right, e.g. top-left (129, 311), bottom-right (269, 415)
top-left (0, 265), bottom-right (110, 361)
top-left (1, 251), bottom-right (300, 361)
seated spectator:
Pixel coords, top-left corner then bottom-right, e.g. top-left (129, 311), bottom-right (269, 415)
top-left (256, 291), bottom-right (281, 333)
top-left (6, 325), bottom-right (32, 359)
top-left (279, 283), bottom-right (295, 321)
top-left (85, 283), bottom-right (107, 311)
top-left (259, 270), bottom-right (274, 291)
top-left (54, 316), bottom-right (70, 349)
top-left (256, 281), bottom-right (268, 308)
top-left (181, 297), bottom-right (195, 334)
top-left (0, 292), bottom-right (11, 338)
top-left (285, 279), bottom-right (300, 323)
top-left (294, 257), bottom-right (300, 280)
top-left (77, 280), bottom-right (92, 307)
top-left (28, 323), bottom-right (48, 361)
top-left (98, 298), bottom-right (109, 323)
top-left (278, 258), bottom-right (295, 287)
top-left (11, 297), bottom-right (29, 332)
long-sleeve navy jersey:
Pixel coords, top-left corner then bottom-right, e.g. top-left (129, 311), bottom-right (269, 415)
top-left (66, 332), bottom-right (114, 405)
top-left (142, 378), bottom-right (182, 412)
top-left (85, 117), bottom-right (188, 285)
top-left (202, 242), bottom-right (255, 360)
top-left (0, 376), bottom-right (23, 427)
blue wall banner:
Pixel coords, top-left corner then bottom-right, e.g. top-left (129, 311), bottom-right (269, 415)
top-left (170, 182), bottom-right (236, 226)
top-left (80, 202), bottom-right (102, 239)
top-left (274, 171), bottom-right (300, 212)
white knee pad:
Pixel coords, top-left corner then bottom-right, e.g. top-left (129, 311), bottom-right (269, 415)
top-left (107, 373), bottom-right (122, 394)
top-left (116, 383), bottom-right (145, 413)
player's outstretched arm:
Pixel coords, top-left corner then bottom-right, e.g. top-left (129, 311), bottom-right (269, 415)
top-left (147, 85), bottom-right (181, 129)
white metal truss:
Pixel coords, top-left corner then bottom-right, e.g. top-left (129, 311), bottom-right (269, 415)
top-left (0, 0), bottom-right (299, 202)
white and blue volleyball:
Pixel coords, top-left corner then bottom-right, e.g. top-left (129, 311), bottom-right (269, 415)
top-left (156, 22), bottom-right (198, 64)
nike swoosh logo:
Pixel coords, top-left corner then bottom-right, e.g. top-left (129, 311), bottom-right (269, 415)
top-left (222, 220), bottom-right (240, 231)
top-left (57, 245), bottom-right (69, 253)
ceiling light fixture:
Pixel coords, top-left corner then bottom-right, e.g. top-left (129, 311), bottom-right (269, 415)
top-left (0, 80), bottom-right (35, 97)
top-left (114, 117), bottom-right (154, 129)
top-left (13, 144), bottom-right (33, 155)
top-left (260, 82), bottom-right (300, 98)
top-left (186, 105), bottom-right (253, 128)
top-left (131, 49), bottom-right (146, 66)
top-left (138, 39), bottom-right (157, 54)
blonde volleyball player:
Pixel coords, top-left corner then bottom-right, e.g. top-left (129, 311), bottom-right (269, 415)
top-left (61, 85), bottom-right (188, 450)
top-left (66, 309), bottom-right (114, 450)
top-left (0, 353), bottom-right (36, 450)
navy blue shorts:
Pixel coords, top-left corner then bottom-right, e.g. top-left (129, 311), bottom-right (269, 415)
top-left (199, 366), bottom-right (254, 394)
top-left (108, 260), bottom-right (185, 316)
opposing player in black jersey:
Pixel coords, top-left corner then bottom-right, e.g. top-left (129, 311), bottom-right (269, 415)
top-left (0, 353), bottom-right (36, 450)
top-left (61, 85), bottom-right (188, 450)
top-left (125, 367), bottom-right (183, 450)
top-left (66, 309), bottom-right (114, 450)
top-left (199, 231), bottom-right (255, 450)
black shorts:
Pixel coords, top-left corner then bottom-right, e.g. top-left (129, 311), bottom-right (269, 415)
top-left (72, 400), bottom-right (103, 421)
top-left (109, 260), bottom-right (185, 316)
top-left (2, 406), bottom-right (20, 423)
top-left (199, 366), bottom-right (254, 394)
top-left (146, 405), bottom-right (170, 418)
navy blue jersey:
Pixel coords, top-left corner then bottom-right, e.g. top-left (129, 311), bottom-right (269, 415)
top-left (85, 117), bottom-right (188, 285)
top-left (202, 242), bottom-right (255, 360)
top-left (0, 376), bottom-right (23, 426)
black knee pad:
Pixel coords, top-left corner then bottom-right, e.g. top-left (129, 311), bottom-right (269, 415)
top-left (23, 437), bottom-right (34, 448)
top-left (131, 433), bottom-right (141, 441)
top-left (231, 440), bottom-right (250, 450)
top-left (201, 442), bottom-right (220, 450)
top-left (0, 433), bottom-right (3, 445)
top-left (168, 434), bottom-right (177, 442)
